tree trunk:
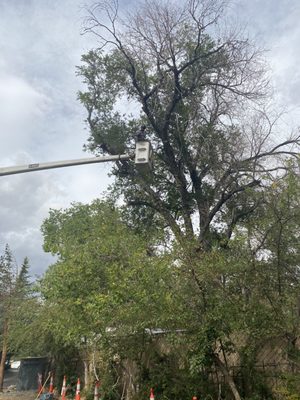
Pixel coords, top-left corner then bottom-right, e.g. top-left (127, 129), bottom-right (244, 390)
top-left (214, 354), bottom-right (241, 400)
top-left (0, 319), bottom-right (9, 391)
top-left (83, 359), bottom-right (89, 388)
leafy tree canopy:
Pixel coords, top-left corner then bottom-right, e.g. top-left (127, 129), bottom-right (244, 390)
top-left (40, 200), bottom-right (180, 345)
top-left (78, 0), bottom-right (299, 249)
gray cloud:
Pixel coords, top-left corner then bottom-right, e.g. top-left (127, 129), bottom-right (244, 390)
top-left (0, 0), bottom-right (113, 277)
top-left (0, 170), bottom-right (63, 275)
top-left (236, 0), bottom-right (300, 119)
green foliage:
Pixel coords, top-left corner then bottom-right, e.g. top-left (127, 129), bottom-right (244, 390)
top-left (39, 201), bottom-right (188, 394)
top-left (275, 373), bottom-right (300, 400)
top-left (40, 200), bottom-right (178, 342)
top-left (0, 245), bottom-right (15, 297)
top-left (0, 248), bottom-right (42, 358)
top-left (33, 0), bottom-right (300, 397)
top-left (36, 170), bottom-right (300, 398)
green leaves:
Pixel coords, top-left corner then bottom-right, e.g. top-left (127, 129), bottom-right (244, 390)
top-left (35, 168), bottom-right (300, 398)
top-left (0, 246), bottom-right (40, 360)
top-left (40, 201), bottom-right (179, 346)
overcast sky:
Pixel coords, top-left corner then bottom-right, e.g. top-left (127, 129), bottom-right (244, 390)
top-left (0, 0), bottom-right (299, 278)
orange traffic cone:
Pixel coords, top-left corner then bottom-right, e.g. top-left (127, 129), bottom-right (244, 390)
top-left (94, 381), bottom-right (100, 400)
top-left (75, 378), bottom-right (81, 400)
top-left (61, 376), bottom-right (67, 400)
top-left (150, 388), bottom-right (155, 400)
top-left (38, 373), bottom-right (43, 394)
top-left (49, 374), bottom-right (54, 394)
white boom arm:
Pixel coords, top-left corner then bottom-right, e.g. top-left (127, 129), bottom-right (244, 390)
top-left (0, 140), bottom-right (152, 177)
top-left (0, 154), bottom-right (131, 177)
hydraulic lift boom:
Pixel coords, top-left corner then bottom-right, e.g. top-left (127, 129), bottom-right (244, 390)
top-left (0, 154), bottom-right (131, 177)
top-left (0, 140), bottom-right (152, 177)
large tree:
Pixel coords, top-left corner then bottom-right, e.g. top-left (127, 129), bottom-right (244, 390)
top-left (77, 2), bottom-right (300, 398)
top-left (78, 0), bottom-right (299, 249)
top-left (0, 246), bottom-right (33, 390)
top-left (0, 245), bottom-right (15, 391)
top-left (37, 175), bottom-right (300, 400)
